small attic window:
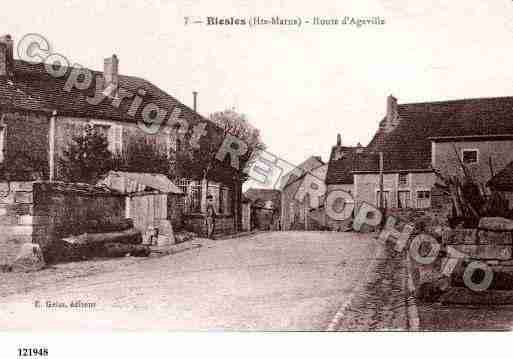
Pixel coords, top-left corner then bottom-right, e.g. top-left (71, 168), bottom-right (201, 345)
top-left (462, 149), bottom-right (478, 164)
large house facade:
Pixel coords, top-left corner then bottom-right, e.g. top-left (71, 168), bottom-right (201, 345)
top-left (0, 34), bottom-right (243, 237)
top-left (353, 95), bottom-right (513, 212)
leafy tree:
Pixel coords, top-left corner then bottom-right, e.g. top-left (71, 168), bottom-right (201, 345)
top-left (59, 124), bottom-right (113, 184)
top-left (177, 109), bottom-right (264, 182)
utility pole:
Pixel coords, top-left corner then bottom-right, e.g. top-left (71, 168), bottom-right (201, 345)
top-left (49, 110), bottom-right (57, 182)
top-left (379, 151), bottom-right (385, 229)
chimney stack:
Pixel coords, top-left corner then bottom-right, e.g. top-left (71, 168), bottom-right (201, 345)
top-left (193, 91), bottom-right (198, 112)
top-left (104, 54), bottom-right (119, 95)
top-left (0, 34), bottom-right (14, 78)
top-left (336, 133), bottom-right (342, 146)
top-left (383, 94), bottom-right (399, 133)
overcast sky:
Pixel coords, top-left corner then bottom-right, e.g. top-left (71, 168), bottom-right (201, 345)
top-left (2, 0), bottom-right (513, 167)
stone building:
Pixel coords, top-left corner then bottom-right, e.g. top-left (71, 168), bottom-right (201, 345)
top-left (353, 95), bottom-right (513, 213)
top-left (0, 34), bottom-right (244, 262)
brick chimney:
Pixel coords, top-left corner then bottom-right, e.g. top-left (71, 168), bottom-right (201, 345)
top-left (0, 34), bottom-right (14, 78)
top-left (381, 94), bottom-right (399, 133)
top-left (104, 54), bottom-right (119, 95)
top-left (336, 133), bottom-right (341, 146)
top-left (193, 91), bottom-right (198, 112)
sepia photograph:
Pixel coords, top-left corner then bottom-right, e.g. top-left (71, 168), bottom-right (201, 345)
top-left (0, 0), bottom-right (513, 357)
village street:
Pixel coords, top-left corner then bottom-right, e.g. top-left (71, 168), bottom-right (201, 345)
top-left (0, 231), bottom-right (416, 331)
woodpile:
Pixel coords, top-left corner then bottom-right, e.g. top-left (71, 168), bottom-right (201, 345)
top-left (46, 221), bottom-right (149, 263)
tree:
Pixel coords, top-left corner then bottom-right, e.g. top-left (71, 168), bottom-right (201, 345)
top-left (59, 124), bottom-right (113, 184)
top-left (206, 109), bottom-right (264, 181)
top-left (174, 109), bottom-right (264, 182)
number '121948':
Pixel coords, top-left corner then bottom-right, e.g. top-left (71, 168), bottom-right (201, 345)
top-left (18, 348), bottom-right (48, 357)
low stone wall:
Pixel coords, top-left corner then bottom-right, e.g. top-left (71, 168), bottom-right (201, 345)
top-left (0, 181), bottom-right (37, 265)
top-left (0, 181), bottom-right (126, 265)
top-left (184, 214), bottom-right (236, 237)
top-left (32, 182), bottom-right (125, 251)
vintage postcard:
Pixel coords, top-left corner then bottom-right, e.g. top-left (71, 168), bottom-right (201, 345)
top-left (0, 0), bottom-right (512, 357)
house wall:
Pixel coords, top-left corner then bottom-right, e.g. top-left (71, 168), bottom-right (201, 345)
top-left (0, 112), bottom-right (50, 181)
top-left (433, 140), bottom-right (513, 186)
top-left (281, 165), bottom-right (328, 231)
top-left (354, 172), bottom-right (436, 209)
top-left (281, 178), bottom-right (305, 230)
top-left (325, 183), bottom-right (354, 230)
top-left (0, 181), bottom-right (37, 265)
top-left (54, 116), bottom-right (171, 180)
top-left (0, 110), bottom-right (245, 240)
top-left (0, 111), bottom-right (175, 182)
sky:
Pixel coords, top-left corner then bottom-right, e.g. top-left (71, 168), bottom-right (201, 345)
top-left (2, 0), bottom-right (513, 168)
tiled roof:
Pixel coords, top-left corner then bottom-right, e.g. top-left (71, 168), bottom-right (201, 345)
top-left (355, 96), bottom-right (513, 172)
top-left (99, 171), bottom-right (184, 194)
top-left (325, 146), bottom-right (359, 185)
top-left (0, 60), bottom-right (202, 124)
top-left (280, 156), bottom-right (324, 189)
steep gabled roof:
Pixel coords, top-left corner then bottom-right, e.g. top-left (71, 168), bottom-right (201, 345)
top-left (279, 155), bottom-right (324, 189)
top-left (355, 96), bottom-right (513, 173)
top-left (0, 59), bottom-right (203, 125)
top-left (325, 146), bottom-right (360, 185)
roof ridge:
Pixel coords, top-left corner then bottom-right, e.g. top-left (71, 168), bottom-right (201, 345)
top-left (399, 95), bottom-right (513, 107)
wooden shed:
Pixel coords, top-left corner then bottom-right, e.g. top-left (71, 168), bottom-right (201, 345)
top-left (98, 171), bottom-right (184, 242)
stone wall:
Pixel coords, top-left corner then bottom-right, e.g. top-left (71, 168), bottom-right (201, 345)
top-left (0, 181), bottom-right (37, 265)
top-left (184, 214), bottom-right (235, 237)
top-left (0, 181), bottom-right (125, 265)
top-left (32, 182), bottom-right (125, 251)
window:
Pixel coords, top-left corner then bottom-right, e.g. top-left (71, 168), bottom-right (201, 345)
top-left (398, 173), bottom-right (409, 186)
top-left (177, 178), bottom-right (202, 214)
top-left (462, 149), bottom-right (478, 164)
top-left (0, 125), bottom-right (5, 163)
top-left (416, 190), bottom-right (431, 209)
top-left (397, 190), bottom-right (411, 208)
top-left (376, 190), bottom-right (391, 208)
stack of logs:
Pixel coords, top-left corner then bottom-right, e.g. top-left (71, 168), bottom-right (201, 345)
top-left (47, 218), bottom-right (150, 263)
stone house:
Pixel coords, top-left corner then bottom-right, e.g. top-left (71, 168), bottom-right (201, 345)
top-left (324, 134), bottom-right (361, 229)
top-left (280, 156), bottom-right (327, 230)
top-left (243, 188), bottom-right (281, 230)
top-left (0, 34), bottom-right (244, 260)
top-left (353, 95), bottom-right (513, 212)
